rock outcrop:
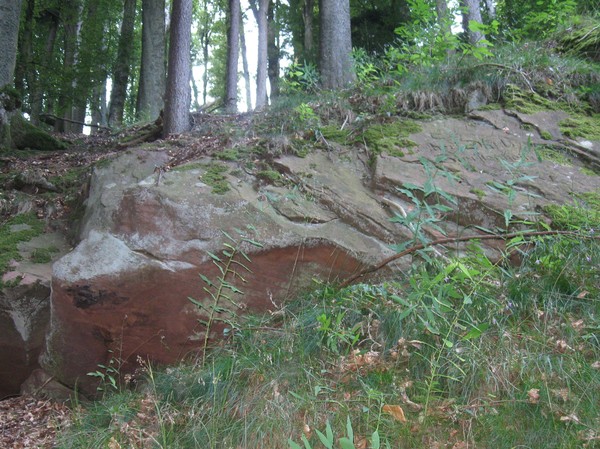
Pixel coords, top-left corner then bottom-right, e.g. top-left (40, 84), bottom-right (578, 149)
top-left (39, 111), bottom-right (599, 394)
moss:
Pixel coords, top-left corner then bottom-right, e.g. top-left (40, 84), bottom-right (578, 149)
top-left (10, 115), bottom-right (67, 152)
top-left (0, 212), bottom-right (45, 275)
top-left (535, 146), bottom-right (573, 166)
top-left (478, 103), bottom-right (502, 111)
top-left (559, 114), bottom-right (600, 140)
top-left (539, 130), bottom-right (553, 140)
top-left (503, 85), bottom-right (556, 114)
top-left (470, 188), bottom-right (486, 200)
top-left (201, 163), bottom-right (230, 194)
top-left (362, 119), bottom-right (421, 162)
top-left (256, 170), bottom-right (283, 186)
top-left (319, 125), bottom-right (352, 144)
top-left (49, 166), bottom-right (89, 193)
top-left (580, 167), bottom-right (598, 176)
top-left (30, 246), bottom-right (59, 264)
top-left (215, 149), bottom-right (240, 161)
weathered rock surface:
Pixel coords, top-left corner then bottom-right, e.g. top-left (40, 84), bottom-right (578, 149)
top-left (40, 111), bottom-right (599, 394)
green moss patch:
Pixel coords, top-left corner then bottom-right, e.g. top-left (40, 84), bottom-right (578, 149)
top-left (319, 125), bottom-right (352, 144)
top-left (201, 163), bottom-right (230, 194)
top-left (559, 114), bottom-right (600, 140)
top-left (30, 246), bottom-right (59, 264)
top-left (0, 212), bottom-right (44, 275)
top-left (215, 149), bottom-right (240, 161)
top-left (10, 115), bottom-right (67, 152)
top-left (362, 119), bottom-right (421, 162)
top-left (256, 170), bottom-right (283, 186)
top-left (535, 145), bottom-right (573, 166)
top-left (503, 85), bottom-right (556, 114)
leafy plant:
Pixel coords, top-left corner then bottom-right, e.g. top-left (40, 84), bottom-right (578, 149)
top-left (188, 228), bottom-right (263, 362)
top-left (289, 417), bottom-right (385, 449)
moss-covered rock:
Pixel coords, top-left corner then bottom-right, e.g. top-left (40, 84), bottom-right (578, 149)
top-left (559, 114), bottom-right (600, 140)
top-left (362, 119), bottom-right (421, 161)
top-left (10, 114), bottom-right (67, 152)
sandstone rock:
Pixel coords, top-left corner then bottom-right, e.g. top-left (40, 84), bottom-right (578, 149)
top-left (40, 114), bottom-right (599, 395)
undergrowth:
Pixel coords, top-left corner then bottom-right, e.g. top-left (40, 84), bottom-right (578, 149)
top-left (57, 226), bottom-right (600, 448)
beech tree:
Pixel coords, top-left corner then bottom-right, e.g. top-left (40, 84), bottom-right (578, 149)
top-left (108, 0), bottom-right (137, 127)
top-left (224, 0), bottom-right (241, 113)
top-left (163, 0), bottom-right (192, 135)
top-left (319, 0), bottom-right (355, 89)
top-left (137, 0), bottom-right (166, 121)
top-left (250, 0), bottom-right (269, 109)
top-left (460, 0), bottom-right (485, 45)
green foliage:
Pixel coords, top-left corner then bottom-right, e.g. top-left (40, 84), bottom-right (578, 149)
top-left (498, 0), bottom-right (578, 39)
top-left (188, 228), bottom-right (263, 360)
top-left (282, 61), bottom-right (320, 94)
top-left (362, 120), bottom-right (421, 163)
top-left (559, 113), bottom-right (600, 140)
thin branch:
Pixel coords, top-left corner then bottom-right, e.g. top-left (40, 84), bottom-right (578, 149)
top-left (339, 230), bottom-right (596, 288)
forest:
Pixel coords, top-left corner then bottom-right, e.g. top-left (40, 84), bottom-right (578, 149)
top-left (0, 0), bottom-right (600, 448)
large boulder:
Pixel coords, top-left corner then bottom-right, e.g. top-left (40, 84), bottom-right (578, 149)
top-left (41, 110), bottom-right (599, 394)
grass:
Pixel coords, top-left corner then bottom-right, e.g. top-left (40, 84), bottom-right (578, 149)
top-left (56, 226), bottom-right (600, 448)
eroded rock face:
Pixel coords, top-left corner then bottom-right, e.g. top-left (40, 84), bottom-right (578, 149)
top-left (0, 281), bottom-right (50, 399)
top-left (41, 112), bottom-right (599, 394)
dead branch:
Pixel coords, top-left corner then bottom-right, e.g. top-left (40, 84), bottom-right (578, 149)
top-left (339, 230), bottom-right (596, 288)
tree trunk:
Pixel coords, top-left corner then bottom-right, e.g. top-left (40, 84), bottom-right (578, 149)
top-left (0, 0), bottom-right (23, 149)
top-left (483, 0), bottom-right (496, 20)
top-left (15, 0), bottom-right (35, 100)
top-left (250, 0), bottom-right (269, 109)
top-left (303, 0), bottom-right (315, 62)
top-left (436, 0), bottom-right (452, 36)
top-left (239, 12), bottom-right (252, 111)
top-left (54, 0), bottom-right (82, 133)
top-left (460, 0), bottom-right (485, 45)
top-left (163, 0), bottom-right (192, 135)
top-left (0, 0), bottom-right (23, 88)
top-left (137, 0), bottom-right (166, 121)
top-left (108, 0), bottom-right (137, 127)
top-left (30, 9), bottom-right (59, 125)
top-left (267, 0), bottom-right (280, 99)
top-left (319, 0), bottom-right (355, 89)
top-left (225, 0), bottom-right (240, 113)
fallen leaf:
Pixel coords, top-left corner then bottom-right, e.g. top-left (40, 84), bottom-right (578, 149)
top-left (383, 404), bottom-right (407, 423)
top-left (551, 388), bottom-right (569, 402)
top-left (576, 290), bottom-right (588, 299)
top-left (354, 436), bottom-right (368, 449)
top-left (528, 388), bottom-right (540, 404)
top-left (591, 361), bottom-right (600, 370)
top-left (560, 414), bottom-right (580, 424)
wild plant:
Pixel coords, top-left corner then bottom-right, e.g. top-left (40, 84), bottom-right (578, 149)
top-left (188, 227), bottom-right (263, 363)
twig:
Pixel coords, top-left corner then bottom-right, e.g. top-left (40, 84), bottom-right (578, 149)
top-left (40, 113), bottom-right (111, 130)
top-left (339, 230), bottom-right (596, 288)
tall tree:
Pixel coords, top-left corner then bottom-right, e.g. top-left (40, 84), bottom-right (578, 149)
top-left (0, 0), bottom-right (23, 88)
top-left (267, 0), bottom-right (280, 99)
top-left (239, 12), bottom-right (252, 111)
top-left (460, 0), bottom-right (485, 45)
top-left (0, 0), bottom-right (23, 148)
top-left (137, 0), bottom-right (166, 120)
top-left (224, 0), bottom-right (240, 113)
top-left (250, 0), bottom-right (269, 109)
top-left (163, 0), bottom-right (192, 135)
top-left (108, 0), bottom-right (137, 127)
top-left (319, 0), bottom-right (355, 89)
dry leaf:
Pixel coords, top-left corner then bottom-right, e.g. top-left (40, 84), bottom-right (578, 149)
top-left (354, 436), bottom-right (368, 449)
top-left (591, 361), bottom-right (600, 370)
top-left (576, 290), bottom-right (589, 299)
top-left (560, 414), bottom-right (580, 424)
top-left (528, 388), bottom-right (540, 404)
top-left (570, 319), bottom-right (585, 331)
top-left (383, 404), bottom-right (407, 423)
top-left (451, 442), bottom-right (468, 449)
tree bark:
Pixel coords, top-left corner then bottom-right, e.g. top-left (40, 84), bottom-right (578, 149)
top-left (15, 0), bottom-right (35, 99)
top-left (163, 0), bottom-right (192, 135)
top-left (137, 0), bottom-right (166, 121)
top-left (267, 0), bottom-right (280, 99)
top-left (225, 0), bottom-right (241, 113)
top-left (319, 0), bottom-right (355, 89)
top-left (460, 0), bottom-right (485, 45)
top-left (108, 0), bottom-right (137, 127)
top-left (239, 12), bottom-right (252, 111)
top-left (0, 0), bottom-right (23, 88)
top-left (303, 0), bottom-right (315, 62)
top-left (483, 0), bottom-right (496, 20)
top-left (250, 0), bottom-right (269, 109)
